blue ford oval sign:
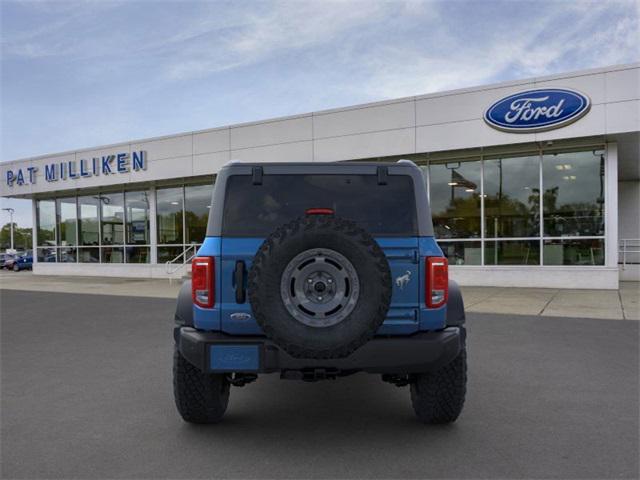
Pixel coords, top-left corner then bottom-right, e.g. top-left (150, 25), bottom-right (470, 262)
top-left (484, 88), bottom-right (591, 133)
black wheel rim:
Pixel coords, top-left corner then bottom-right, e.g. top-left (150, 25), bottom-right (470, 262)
top-left (280, 248), bottom-right (360, 328)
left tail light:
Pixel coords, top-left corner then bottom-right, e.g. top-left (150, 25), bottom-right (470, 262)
top-left (426, 256), bottom-right (448, 308)
top-left (192, 257), bottom-right (214, 308)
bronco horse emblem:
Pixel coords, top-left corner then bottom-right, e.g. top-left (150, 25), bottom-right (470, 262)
top-left (395, 270), bottom-right (412, 290)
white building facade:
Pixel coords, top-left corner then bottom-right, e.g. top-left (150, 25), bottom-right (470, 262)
top-left (2, 63), bottom-right (639, 288)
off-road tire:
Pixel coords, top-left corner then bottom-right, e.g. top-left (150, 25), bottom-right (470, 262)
top-left (248, 215), bottom-right (392, 359)
top-left (410, 333), bottom-right (467, 424)
top-left (173, 346), bottom-right (230, 424)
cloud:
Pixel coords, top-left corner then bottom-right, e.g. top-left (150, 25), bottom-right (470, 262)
top-left (348, 0), bottom-right (640, 99)
top-left (163, 1), bottom-right (404, 80)
top-left (1, 0), bottom-right (638, 163)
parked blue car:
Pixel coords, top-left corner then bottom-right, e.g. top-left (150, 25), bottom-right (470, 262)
top-left (13, 252), bottom-right (33, 271)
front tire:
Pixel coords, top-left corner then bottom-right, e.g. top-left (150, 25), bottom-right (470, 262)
top-left (410, 338), bottom-right (467, 424)
top-left (173, 346), bottom-right (230, 424)
top-left (13, 264), bottom-right (19, 272)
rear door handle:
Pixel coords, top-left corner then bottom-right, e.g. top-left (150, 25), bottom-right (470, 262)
top-left (234, 260), bottom-right (246, 304)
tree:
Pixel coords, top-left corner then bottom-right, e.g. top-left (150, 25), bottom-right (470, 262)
top-left (0, 223), bottom-right (32, 251)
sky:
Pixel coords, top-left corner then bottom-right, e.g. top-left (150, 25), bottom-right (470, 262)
top-left (1, 0), bottom-right (639, 228)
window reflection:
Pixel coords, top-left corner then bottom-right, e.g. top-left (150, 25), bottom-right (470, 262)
top-left (78, 196), bottom-right (100, 246)
top-left (157, 187), bottom-right (183, 244)
top-left (126, 246), bottom-right (150, 263)
top-left (101, 246), bottom-right (124, 263)
top-left (484, 155), bottom-right (540, 238)
top-left (78, 247), bottom-right (99, 263)
top-left (485, 240), bottom-right (540, 265)
top-left (58, 246), bottom-right (76, 263)
top-left (185, 184), bottom-right (212, 244)
top-left (158, 246), bottom-right (184, 263)
top-left (101, 193), bottom-right (124, 245)
top-left (56, 198), bottom-right (77, 246)
top-left (544, 239), bottom-right (604, 265)
top-left (125, 191), bottom-right (150, 245)
top-left (37, 246), bottom-right (57, 262)
top-left (438, 241), bottom-right (481, 265)
top-left (429, 160), bottom-right (481, 239)
top-left (542, 150), bottom-right (605, 237)
top-left (37, 200), bottom-right (56, 246)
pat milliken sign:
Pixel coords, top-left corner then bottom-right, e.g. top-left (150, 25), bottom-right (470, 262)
top-left (484, 88), bottom-right (591, 133)
top-left (5, 151), bottom-right (147, 187)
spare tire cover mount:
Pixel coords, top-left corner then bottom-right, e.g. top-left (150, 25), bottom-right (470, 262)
top-left (280, 247), bottom-right (360, 328)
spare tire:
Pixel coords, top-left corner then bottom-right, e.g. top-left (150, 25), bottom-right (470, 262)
top-left (248, 215), bottom-right (391, 359)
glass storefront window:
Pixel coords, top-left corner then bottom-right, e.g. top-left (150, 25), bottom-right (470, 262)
top-left (185, 184), bottom-right (212, 244)
top-left (37, 200), bottom-right (56, 246)
top-left (157, 187), bottom-right (183, 245)
top-left (101, 193), bottom-right (124, 245)
top-left (126, 246), bottom-right (150, 264)
top-left (484, 155), bottom-right (540, 238)
top-left (36, 246), bottom-right (56, 262)
top-left (56, 197), bottom-right (77, 246)
top-left (78, 247), bottom-right (99, 263)
top-left (125, 191), bottom-right (150, 245)
top-left (58, 246), bottom-right (77, 263)
top-left (429, 160), bottom-right (481, 239)
top-left (542, 150), bottom-right (605, 237)
top-left (78, 196), bottom-right (100, 246)
top-left (101, 246), bottom-right (124, 263)
top-left (438, 241), bottom-right (482, 265)
top-left (484, 240), bottom-right (540, 265)
top-left (158, 246), bottom-right (184, 264)
top-left (543, 238), bottom-right (604, 265)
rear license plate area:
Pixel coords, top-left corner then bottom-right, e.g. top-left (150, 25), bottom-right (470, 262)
top-left (209, 345), bottom-right (260, 371)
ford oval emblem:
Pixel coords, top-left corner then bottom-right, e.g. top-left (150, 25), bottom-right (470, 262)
top-left (484, 88), bottom-right (591, 133)
top-left (230, 312), bottom-right (252, 321)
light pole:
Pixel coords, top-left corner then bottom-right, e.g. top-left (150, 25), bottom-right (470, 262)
top-left (2, 207), bottom-right (15, 251)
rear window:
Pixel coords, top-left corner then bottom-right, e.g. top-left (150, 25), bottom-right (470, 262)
top-left (222, 174), bottom-right (417, 236)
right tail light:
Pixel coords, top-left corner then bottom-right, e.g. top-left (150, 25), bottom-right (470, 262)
top-left (192, 257), bottom-right (214, 308)
top-left (426, 257), bottom-right (448, 308)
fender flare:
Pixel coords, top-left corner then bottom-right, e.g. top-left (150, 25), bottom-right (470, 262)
top-left (446, 279), bottom-right (465, 326)
top-left (174, 280), bottom-right (193, 327)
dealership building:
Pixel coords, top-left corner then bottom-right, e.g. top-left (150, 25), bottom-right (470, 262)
top-left (1, 63), bottom-right (638, 288)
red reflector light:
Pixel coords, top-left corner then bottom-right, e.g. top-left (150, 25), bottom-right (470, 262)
top-left (192, 257), bottom-right (214, 308)
top-left (426, 257), bottom-right (448, 308)
top-left (305, 208), bottom-right (334, 215)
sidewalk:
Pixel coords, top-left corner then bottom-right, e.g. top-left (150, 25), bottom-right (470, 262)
top-left (1, 270), bottom-right (638, 320)
top-left (463, 284), bottom-right (639, 320)
top-left (0, 271), bottom-right (181, 299)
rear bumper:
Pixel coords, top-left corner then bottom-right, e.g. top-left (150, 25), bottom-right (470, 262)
top-left (175, 326), bottom-right (463, 375)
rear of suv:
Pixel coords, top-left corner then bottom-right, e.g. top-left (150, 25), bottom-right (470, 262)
top-left (174, 160), bottom-right (467, 424)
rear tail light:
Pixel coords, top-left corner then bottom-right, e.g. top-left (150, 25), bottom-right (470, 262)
top-left (305, 208), bottom-right (335, 215)
top-left (426, 257), bottom-right (448, 308)
top-left (192, 257), bottom-right (214, 308)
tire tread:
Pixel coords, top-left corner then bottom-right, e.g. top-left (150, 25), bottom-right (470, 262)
top-left (410, 342), bottom-right (467, 424)
top-left (173, 347), bottom-right (230, 424)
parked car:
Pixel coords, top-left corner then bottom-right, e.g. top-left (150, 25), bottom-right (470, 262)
top-left (2, 253), bottom-right (17, 270)
top-left (12, 252), bottom-right (33, 271)
top-left (173, 160), bottom-right (467, 424)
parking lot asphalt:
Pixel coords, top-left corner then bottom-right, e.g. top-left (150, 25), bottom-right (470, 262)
top-left (1, 289), bottom-right (638, 479)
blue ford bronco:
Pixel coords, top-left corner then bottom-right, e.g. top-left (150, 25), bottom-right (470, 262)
top-left (173, 160), bottom-right (467, 424)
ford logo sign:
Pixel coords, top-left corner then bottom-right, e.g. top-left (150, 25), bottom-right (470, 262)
top-left (484, 88), bottom-right (591, 133)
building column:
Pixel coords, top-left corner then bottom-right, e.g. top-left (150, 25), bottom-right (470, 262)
top-left (605, 142), bottom-right (619, 272)
top-left (31, 199), bottom-right (37, 265)
top-left (149, 186), bottom-right (157, 264)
